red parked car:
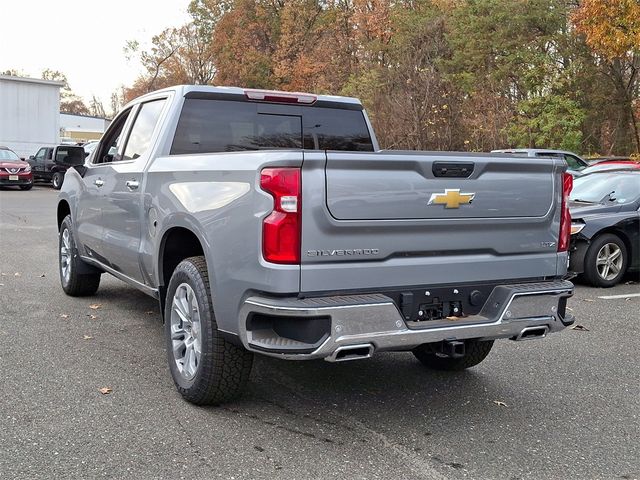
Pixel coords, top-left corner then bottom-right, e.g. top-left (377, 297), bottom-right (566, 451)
top-left (580, 160), bottom-right (640, 175)
top-left (0, 146), bottom-right (33, 190)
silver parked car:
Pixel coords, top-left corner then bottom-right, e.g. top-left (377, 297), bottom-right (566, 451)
top-left (492, 148), bottom-right (589, 176)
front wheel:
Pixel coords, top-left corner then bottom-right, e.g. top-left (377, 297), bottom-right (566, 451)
top-left (413, 339), bottom-right (494, 371)
top-left (52, 172), bottom-right (64, 190)
top-left (59, 215), bottom-right (101, 296)
top-left (165, 256), bottom-right (253, 405)
top-left (583, 233), bottom-right (627, 287)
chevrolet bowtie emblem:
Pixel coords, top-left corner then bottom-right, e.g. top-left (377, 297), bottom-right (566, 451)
top-left (428, 189), bottom-right (475, 209)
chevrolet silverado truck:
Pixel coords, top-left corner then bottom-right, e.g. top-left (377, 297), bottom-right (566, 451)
top-left (57, 86), bottom-right (575, 405)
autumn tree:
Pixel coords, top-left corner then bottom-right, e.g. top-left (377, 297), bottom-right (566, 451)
top-left (124, 5), bottom-right (218, 102)
top-left (573, 0), bottom-right (640, 154)
top-left (42, 69), bottom-right (90, 115)
top-left (122, 0), bottom-right (640, 155)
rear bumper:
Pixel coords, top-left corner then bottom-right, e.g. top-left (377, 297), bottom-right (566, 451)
top-left (238, 280), bottom-right (574, 361)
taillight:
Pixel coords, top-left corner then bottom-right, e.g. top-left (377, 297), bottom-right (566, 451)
top-left (558, 172), bottom-right (573, 252)
top-left (261, 168), bottom-right (301, 264)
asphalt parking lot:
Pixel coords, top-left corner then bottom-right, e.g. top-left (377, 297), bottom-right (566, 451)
top-left (0, 185), bottom-right (638, 480)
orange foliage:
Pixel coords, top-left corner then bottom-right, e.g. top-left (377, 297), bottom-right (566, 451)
top-left (572, 0), bottom-right (640, 58)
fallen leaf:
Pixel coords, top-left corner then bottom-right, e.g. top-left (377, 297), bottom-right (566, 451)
top-left (1, 273), bottom-right (6, 276)
top-left (566, 307), bottom-right (574, 312)
top-left (89, 304), bottom-right (102, 310)
top-left (14, 272), bottom-right (21, 277)
top-left (624, 281), bottom-right (637, 285)
top-left (40, 273), bottom-right (46, 278)
top-left (98, 387), bottom-right (112, 395)
top-left (583, 298), bottom-right (595, 302)
top-left (83, 335), bottom-right (93, 340)
top-left (145, 311), bottom-right (155, 315)
top-left (625, 297), bottom-right (632, 301)
top-left (571, 324), bottom-right (590, 331)
top-left (0, 283), bottom-right (4, 287)
top-left (493, 400), bottom-right (508, 407)
top-left (60, 314), bottom-right (70, 319)
top-left (86, 314), bottom-right (97, 320)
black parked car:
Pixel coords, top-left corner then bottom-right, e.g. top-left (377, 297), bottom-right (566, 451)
top-left (569, 170), bottom-right (640, 287)
top-left (28, 145), bottom-right (85, 189)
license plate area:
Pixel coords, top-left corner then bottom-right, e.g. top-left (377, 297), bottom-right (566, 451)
top-left (392, 283), bottom-right (501, 324)
top-left (9, 175), bottom-right (18, 181)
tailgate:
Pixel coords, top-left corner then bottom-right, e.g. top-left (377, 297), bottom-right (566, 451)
top-left (300, 151), bottom-right (567, 293)
top-left (325, 151), bottom-right (553, 220)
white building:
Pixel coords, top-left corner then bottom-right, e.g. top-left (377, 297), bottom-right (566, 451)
top-left (60, 113), bottom-right (110, 143)
top-left (0, 75), bottom-right (64, 158)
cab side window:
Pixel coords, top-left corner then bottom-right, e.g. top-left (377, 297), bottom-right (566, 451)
top-left (34, 148), bottom-right (46, 160)
top-left (93, 109), bottom-right (132, 164)
top-left (122, 99), bottom-right (166, 161)
top-left (564, 154), bottom-right (583, 170)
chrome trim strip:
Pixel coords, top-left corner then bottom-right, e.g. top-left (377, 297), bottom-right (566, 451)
top-left (80, 255), bottom-right (159, 299)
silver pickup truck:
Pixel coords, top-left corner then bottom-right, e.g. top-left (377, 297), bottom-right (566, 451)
top-left (57, 86), bottom-right (575, 405)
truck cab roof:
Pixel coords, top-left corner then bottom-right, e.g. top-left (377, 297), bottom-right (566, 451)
top-left (127, 85), bottom-right (364, 110)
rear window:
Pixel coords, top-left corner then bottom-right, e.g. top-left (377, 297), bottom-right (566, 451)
top-left (170, 99), bottom-right (373, 155)
top-left (55, 146), bottom-right (84, 164)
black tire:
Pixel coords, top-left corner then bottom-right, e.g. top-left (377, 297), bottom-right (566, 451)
top-left (165, 256), bottom-right (253, 405)
top-left (413, 339), bottom-right (494, 371)
top-left (583, 233), bottom-right (628, 288)
top-left (59, 215), bottom-right (101, 296)
top-left (19, 184), bottom-right (33, 191)
top-left (52, 172), bottom-right (64, 190)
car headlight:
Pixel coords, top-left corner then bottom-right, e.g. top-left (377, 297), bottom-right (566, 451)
top-left (570, 222), bottom-right (585, 235)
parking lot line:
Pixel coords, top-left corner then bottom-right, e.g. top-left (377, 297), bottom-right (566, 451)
top-left (597, 293), bottom-right (640, 300)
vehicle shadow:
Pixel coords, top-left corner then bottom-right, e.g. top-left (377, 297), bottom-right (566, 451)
top-left (97, 282), bottom-right (552, 443)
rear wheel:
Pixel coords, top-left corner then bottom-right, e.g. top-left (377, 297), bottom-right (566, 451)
top-left (413, 339), bottom-right (494, 371)
top-left (583, 233), bottom-right (627, 287)
top-left (165, 256), bottom-right (253, 405)
top-left (52, 172), bottom-right (64, 190)
top-left (59, 215), bottom-right (101, 296)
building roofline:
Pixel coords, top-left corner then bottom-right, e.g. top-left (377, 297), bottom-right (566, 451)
top-left (60, 112), bottom-right (111, 121)
top-left (0, 74), bottom-right (65, 87)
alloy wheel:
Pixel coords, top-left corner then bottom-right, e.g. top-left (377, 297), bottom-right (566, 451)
top-left (170, 283), bottom-right (202, 380)
top-left (60, 228), bottom-right (71, 283)
top-left (596, 243), bottom-right (623, 281)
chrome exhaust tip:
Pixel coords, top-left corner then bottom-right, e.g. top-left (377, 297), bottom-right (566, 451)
top-left (326, 344), bottom-right (374, 362)
top-left (512, 325), bottom-right (549, 341)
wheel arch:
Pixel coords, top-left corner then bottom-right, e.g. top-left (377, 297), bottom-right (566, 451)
top-left (157, 226), bottom-right (208, 288)
top-left (156, 225), bottom-right (213, 322)
top-left (57, 199), bottom-right (71, 231)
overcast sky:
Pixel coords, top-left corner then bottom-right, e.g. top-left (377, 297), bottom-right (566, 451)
top-left (1, 0), bottom-right (191, 108)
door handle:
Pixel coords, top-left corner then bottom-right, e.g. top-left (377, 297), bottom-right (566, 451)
top-left (125, 180), bottom-right (139, 190)
top-left (94, 179), bottom-right (104, 187)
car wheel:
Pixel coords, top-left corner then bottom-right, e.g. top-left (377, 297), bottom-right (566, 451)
top-left (52, 172), bottom-right (64, 190)
top-left (59, 215), bottom-right (101, 296)
top-left (165, 256), bottom-right (253, 405)
top-left (583, 233), bottom-right (628, 287)
top-left (413, 339), bottom-right (494, 371)
top-left (19, 185), bottom-right (33, 190)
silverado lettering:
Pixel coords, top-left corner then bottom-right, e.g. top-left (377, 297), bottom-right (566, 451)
top-left (306, 248), bottom-right (380, 257)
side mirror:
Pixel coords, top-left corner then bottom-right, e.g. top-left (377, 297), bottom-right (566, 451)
top-left (29, 155), bottom-right (34, 160)
top-left (20, 157), bottom-right (26, 161)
